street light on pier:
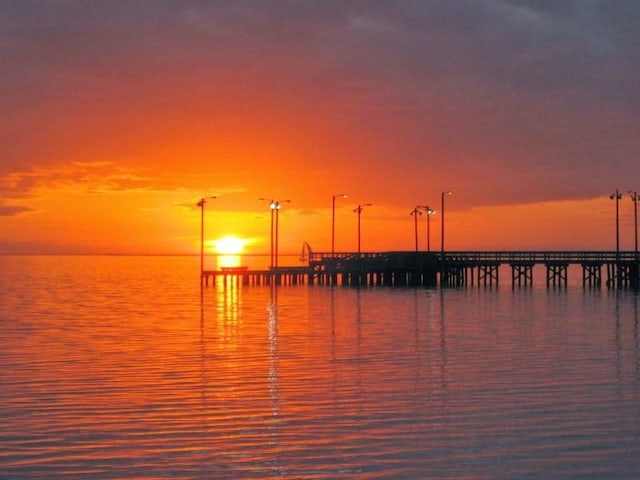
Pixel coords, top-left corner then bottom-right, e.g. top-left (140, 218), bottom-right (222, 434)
top-left (410, 207), bottom-right (423, 252)
top-left (417, 205), bottom-right (436, 252)
top-left (426, 207), bottom-right (436, 252)
top-left (630, 191), bottom-right (638, 260)
top-left (610, 189), bottom-right (622, 286)
top-left (260, 198), bottom-right (291, 270)
top-left (610, 189), bottom-right (622, 257)
top-left (441, 191), bottom-right (452, 262)
top-left (354, 203), bottom-right (372, 256)
top-left (332, 193), bottom-right (347, 256)
top-left (197, 196), bottom-right (217, 277)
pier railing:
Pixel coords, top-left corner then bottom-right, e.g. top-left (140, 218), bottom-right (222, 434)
top-left (440, 250), bottom-right (637, 264)
top-left (310, 250), bottom-right (638, 265)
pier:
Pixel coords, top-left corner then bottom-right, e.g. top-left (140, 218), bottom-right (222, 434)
top-left (202, 266), bottom-right (310, 287)
top-left (202, 251), bottom-right (640, 289)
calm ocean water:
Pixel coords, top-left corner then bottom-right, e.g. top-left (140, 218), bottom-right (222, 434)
top-left (1, 255), bottom-right (639, 479)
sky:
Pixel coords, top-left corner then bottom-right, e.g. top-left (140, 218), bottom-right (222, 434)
top-left (1, 0), bottom-right (639, 258)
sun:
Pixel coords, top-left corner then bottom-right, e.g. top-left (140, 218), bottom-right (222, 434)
top-left (211, 236), bottom-right (246, 269)
top-left (214, 236), bottom-right (246, 255)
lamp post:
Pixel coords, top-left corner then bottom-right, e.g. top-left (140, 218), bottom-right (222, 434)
top-left (259, 198), bottom-right (275, 269)
top-left (417, 205), bottom-right (435, 252)
top-left (427, 207), bottom-right (436, 252)
top-left (410, 207), bottom-right (422, 252)
top-left (424, 206), bottom-right (436, 252)
top-left (441, 191), bottom-right (452, 262)
top-left (197, 196), bottom-right (216, 277)
top-left (260, 198), bottom-right (290, 270)
top-left (354, 203), bottom-right (372, 256)
top-left (610, 189), bottom-right (622, 287)
top-left (332, 193), bottom-right (347, 256)
top-left (274, 200), bottom-right (291, 270)
top-left (630, 191), bottom-right (638, 260)
top-left (610, 189), bottom-right (622, 255)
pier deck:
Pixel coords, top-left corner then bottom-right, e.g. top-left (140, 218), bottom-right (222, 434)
top-left (202, 251), bottom-right (640, 289)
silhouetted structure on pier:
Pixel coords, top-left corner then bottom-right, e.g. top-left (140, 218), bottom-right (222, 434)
top-left (308, 252), bottom-right (438, 287)
top-left (202, 251), bottom-right (640, 289)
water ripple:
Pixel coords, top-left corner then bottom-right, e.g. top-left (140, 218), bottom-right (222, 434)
top-left (1, 256), bottom-right (639, 478)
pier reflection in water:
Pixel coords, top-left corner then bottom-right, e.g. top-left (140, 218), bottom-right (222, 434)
top-left (1, 255), bottom-right (640, 478)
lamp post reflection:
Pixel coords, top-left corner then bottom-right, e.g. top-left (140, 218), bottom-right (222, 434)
top-left (197, 196), bottom-right (216, 279)
top-left (332, 193), bottom-right (347, 256)
top-left (268, 284), bottom-right (281, 465)
top-left (354, 203), bottom-right (372, 256)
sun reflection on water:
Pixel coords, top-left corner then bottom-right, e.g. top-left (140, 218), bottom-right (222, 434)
top-left (214, 275), bottom-right (242, 347)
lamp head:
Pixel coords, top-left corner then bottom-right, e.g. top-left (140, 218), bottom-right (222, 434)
top-left (197, 195), bottom-right (217, 207)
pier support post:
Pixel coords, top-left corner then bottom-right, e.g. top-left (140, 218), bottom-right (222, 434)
top-left (631, 262), bottom-right (640, 290)
top-left (606, 262), bottom-right (632, 289)
top-left (478, 264), bottom-right (500, 286)
top-left (545, 262), bottom-right (568, 287)
top-left (440, 264), bottom-right (466, 287)
top-left (581, 263), bottom-right (602, 288)
top-left (511, 263), bottom-right (534, 287)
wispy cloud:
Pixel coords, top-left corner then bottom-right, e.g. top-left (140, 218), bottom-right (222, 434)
top-left (0, 162), bottom-right (159, 198)
top-left (0, 204), bottom-right (35, 216)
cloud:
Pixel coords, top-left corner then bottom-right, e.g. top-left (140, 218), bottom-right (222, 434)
top-left (0, 204), bottom-right (34, 216)
top-left (1, 1), bottom-right (638, 208)
top-left (0, 162), bottom-right (157, 198)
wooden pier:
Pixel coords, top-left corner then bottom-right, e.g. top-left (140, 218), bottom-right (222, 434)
top-left (202, 251), bottom-right (640, 289)
top-left (438, 251), bottom-right (640, 289)
top-left (202, 266), bottom-right (310, 287)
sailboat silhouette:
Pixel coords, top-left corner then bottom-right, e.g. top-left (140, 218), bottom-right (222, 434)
top-left (299, 241), bottom-right (313, 262)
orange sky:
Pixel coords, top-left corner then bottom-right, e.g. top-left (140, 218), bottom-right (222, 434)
top-left (1, 2), bottom-right (639, 256)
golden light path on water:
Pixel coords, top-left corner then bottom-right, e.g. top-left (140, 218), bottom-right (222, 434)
top-left (1, 255), bottom-right (639, 479)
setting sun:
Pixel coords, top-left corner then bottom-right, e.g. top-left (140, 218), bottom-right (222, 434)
top-left (214, 236), bottom-right (246, 255)
top-left (212, 236), bottom-right (246, 269)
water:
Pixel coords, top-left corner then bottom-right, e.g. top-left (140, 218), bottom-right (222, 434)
top-left (1, 255), bottom-right (639, 479)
